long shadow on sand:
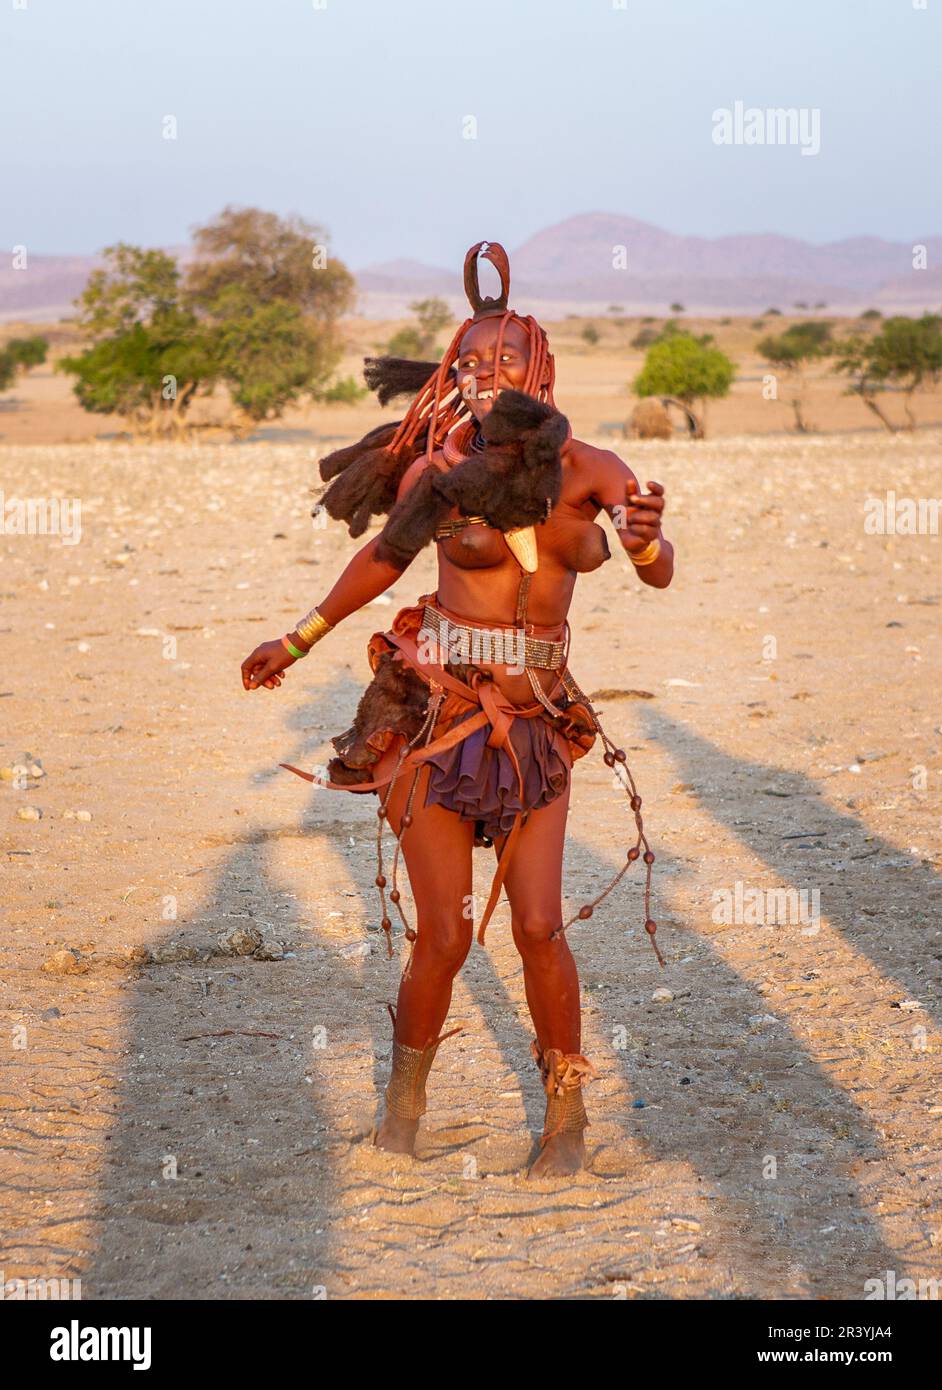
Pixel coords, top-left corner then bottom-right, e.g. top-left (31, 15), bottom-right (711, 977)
top-left (82, 677), bottom-right (913, 1297)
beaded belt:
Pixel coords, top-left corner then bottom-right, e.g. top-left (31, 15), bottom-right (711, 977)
top-left (419, 603), bottom-right (567, 671)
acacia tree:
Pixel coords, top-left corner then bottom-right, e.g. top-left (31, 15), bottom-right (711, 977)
top-left (757, 320), bottom-right (833, 432)
top-left (867, 314), bottom-right (942, 430)
top-left (208, 286), bottom-right (342, 435)
top-left (185, 206), bottom-right (355, 320)
top-left (186, 206), bottom-right (357, 430)
top-left (835, 315), bottom-right (942, 432)
top-left (0, 335), bottom-right (48, 392)
top-left (59, 245), bottom-right (214, 436)
top-left (633, 333), bottom-right (734, 438)
top-left (6, 336), bottom-right (48, 369)
top-left (833, 334), bottom-right (897, 432)
top-left (387, 296), bottom-right (451, 358)
top-left (60, 211), bottom-right (357, 438)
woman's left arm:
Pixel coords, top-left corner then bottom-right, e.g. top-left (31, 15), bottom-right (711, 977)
top-left (587, 445), bottom-right (674, 589)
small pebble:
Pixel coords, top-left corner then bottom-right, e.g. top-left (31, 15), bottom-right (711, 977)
top-left (217, 925), bottom-right (263, 956)
top-left (147, 941), bottom-right (200, 964)
top-left (652, 987), bottom-right (674, 1003)
top-left (253, 940), bottom-right (289, 961)
top-left (17, 806), bottom-right (42, 821)
top-left (41, 948), bottom-right (87, 975)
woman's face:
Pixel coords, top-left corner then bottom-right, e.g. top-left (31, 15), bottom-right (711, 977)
top-left (454, 317), bottom-right (533, 421)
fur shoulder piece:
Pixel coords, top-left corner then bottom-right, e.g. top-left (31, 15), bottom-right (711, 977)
top-left (435, 390), bottom-right (568, 531)
top-left (373, 464), bottom-right (453, 570)
top-left (373, 391), bottom-right (569, 570)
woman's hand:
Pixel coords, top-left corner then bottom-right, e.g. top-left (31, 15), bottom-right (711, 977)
top-left (241, 639), bottom-right (296, 691)
top-left (622, 480), bottom-right (666, 551)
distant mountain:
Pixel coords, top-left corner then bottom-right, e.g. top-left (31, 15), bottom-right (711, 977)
top-left (357, 213), bottom-right (942, 317)
top-left (352, 258), bottom-right (458, 297)
top-left (0, 254), bottom-right (106, 323)
top-left (0, 245), bottom-right (193, 324)
top-left (2, 216), bottom-right (939, 322)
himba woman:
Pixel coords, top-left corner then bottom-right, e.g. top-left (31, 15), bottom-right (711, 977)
top-left (241, 242), bottom-right (673, 1177)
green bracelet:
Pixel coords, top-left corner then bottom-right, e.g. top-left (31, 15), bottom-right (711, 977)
top-left (281, 635), bottom-right (308, 660)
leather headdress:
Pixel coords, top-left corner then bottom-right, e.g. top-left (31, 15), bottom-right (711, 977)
top-left (463, 241), bottom-right (511, 320)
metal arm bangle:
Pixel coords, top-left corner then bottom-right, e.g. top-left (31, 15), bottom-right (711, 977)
top-left (295, 606), bottom-right (334, 646)
top-left (629, 538), bottom-right (662, 567)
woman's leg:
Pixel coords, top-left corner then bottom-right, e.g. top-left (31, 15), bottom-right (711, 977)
top-left (497, 780), bottom-right (580, 1053)
top-left (384, 762), bottom-right (475, 1046)
top-left (374, 762), bottom-right (474, 1153)
top-left (495, 781), bottom-right (590, 1177)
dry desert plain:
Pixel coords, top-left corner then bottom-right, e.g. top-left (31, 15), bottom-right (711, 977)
top-left (1, 317), bottom-right (940, 1300)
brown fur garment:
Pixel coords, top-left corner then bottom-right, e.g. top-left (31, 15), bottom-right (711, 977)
top-left (373, 466), bottom-right (454, 569)
top-left (319, 387), bottom-right (568, 561)
top-left (435, 390), bottom-right (567, 530)
top-left (370, 391), bottom-right (569, 569)
top-left (327, 651), bottom-right (430, 785)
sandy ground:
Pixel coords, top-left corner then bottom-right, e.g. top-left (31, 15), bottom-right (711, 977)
top-left (1, 424), bottom-right (941, 1301)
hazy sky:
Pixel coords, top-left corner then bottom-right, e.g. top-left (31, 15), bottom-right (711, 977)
top-left (3, 0), bottom-right (939, 267)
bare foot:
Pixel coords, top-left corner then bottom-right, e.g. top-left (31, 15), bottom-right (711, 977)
top-left (373, 1110), bottom-right (419, 1157)
top-left (527, 1130), bottom-right (585, 1179)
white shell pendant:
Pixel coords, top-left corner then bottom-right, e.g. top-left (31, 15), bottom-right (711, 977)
top-left (503, 525), bottom-right (539, 573)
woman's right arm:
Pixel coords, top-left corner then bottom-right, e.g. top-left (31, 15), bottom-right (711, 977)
top-left (311, 453), bottom-right (439, 628)
top-left (241, 458), bottom-right (430, 691)
top-left (311, 533), bottom-right (408, 629)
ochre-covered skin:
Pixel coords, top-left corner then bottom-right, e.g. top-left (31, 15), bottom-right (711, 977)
top-left (241, 301), bottom-right (673, 1179)
top-left (301, 405), bottom-right (671, 704)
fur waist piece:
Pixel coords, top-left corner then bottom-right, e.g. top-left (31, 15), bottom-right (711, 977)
top-left (278, 597), bottom-right (598, 942)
